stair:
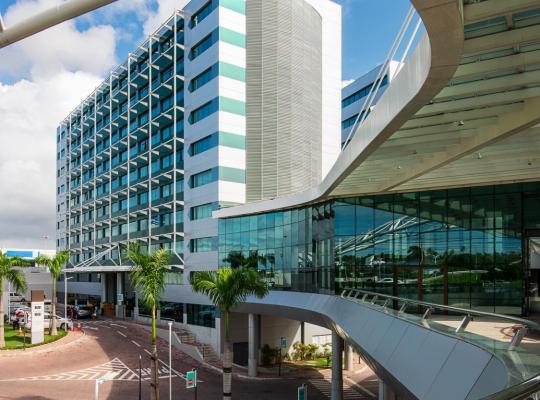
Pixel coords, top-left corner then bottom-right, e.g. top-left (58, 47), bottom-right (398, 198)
top-left (176, 328), bottom-right (221, 367)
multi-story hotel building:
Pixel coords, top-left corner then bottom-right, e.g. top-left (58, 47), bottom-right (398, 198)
top-left (56, 0), bottom-right (341, 350)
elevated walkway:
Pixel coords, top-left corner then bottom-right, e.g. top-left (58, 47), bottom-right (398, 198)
top-left (237, 290), bottom-right (540, 400)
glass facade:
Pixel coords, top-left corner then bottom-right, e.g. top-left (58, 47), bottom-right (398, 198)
top-left (219, 182), bottom-right (540, 315)
top-left (187, 303), bottom-right (216, 327)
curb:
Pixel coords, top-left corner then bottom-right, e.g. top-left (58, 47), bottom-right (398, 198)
top-left (0, 331), bottom-right (86, 358)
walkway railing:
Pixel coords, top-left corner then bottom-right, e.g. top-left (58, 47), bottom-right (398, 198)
top-left (342, 5), bottom-right (423, 149)
top-left (341, 288), bottom-right (540, 399)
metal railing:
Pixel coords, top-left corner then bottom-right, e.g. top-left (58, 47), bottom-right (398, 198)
top-left (342, 5), bottom-right (423, 149)
top-left (341, 288), bottom-right (540, 399)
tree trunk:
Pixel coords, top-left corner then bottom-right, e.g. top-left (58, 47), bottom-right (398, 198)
top-left (0, 284), bottom-right (5, 348)
top-left (223, 310), bottom-right (232, 400)
top-left (151, 303), bottom-right (160, 400)
top-left (223, 339), bottom-right (233, 400)
top-left (50, 279), bottom-right (57, 336)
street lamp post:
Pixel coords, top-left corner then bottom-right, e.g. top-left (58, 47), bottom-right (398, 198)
top-left (168, 321), bottom-right (172, 400)
top-left (64, 274), bottom-right (74, 331)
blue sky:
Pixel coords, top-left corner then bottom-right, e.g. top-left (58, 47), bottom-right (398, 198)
top-left (1, 0), bottom-right (411, 81)
top-left (0, 0), bottom-right (412, 248)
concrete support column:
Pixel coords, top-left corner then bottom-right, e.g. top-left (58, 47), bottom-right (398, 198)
top-left (248, 313), bottom-right (259, 377)
top-left (379, 380), bottom-right (397, 400)
top-left (115, 272), bottom-right (123, 318)
top-left (101, 273), bottom-right (107, 304)
top-left (344, 343), bottom-right (354, 371)
top-left (331, 331), bottom-right (344, 400)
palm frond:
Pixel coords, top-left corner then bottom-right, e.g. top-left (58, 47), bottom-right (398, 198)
top-left (190, 267), bottom-right (269, 313)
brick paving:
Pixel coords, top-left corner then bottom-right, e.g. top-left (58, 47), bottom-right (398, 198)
top-left (0, 319), bottom-right (378, 399)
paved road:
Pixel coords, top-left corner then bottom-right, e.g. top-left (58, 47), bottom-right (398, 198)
top-left (0, 319), bottom-right (378, 399)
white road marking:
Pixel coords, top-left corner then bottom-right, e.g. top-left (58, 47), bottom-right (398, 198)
top-left (117, 330), bottom-right (127, 338)
top-left (110, 323), bottom-right (127, 329)
top-left (84, 326), bottom-right (98, 331)
top-left (131, 340), bottom-right (141, 347)
top-left (1, 358), bottom-right (138, 382)
top-left (144, 349), bottom-right (152, 356)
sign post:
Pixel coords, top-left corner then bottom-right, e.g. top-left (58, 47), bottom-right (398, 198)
top-left (31, 290), bottom-right (45, 345)
top-left (186, 369), bottom-right (197, 400)
top-left (298, 383), bottom-right (307, 400)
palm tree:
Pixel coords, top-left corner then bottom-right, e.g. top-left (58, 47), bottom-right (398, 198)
top-left (0, 251), bottom-right (28, 348)
top-left (34, 250), bottom-right (70, 336)
top-left (127, 243), bottom-right (170, 400)
top-left (191, 267), bottom-right (269, 400)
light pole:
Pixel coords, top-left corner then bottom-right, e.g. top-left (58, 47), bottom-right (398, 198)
top-left (168, 321), bottom-right (172, 400)
top-left (64, 274), bottom-right (74, 331)
top-left (7, 281), bottom-right (10, 318)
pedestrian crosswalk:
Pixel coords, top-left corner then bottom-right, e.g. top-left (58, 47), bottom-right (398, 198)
top-left (6, 357), bottom-right (183, 382)
top-left (12, 358), bottom-right (138, 381)
top-left (309, 378), bottom-right (371, 399)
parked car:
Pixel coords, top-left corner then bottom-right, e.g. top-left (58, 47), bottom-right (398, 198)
top-left (17, 311), bottom-right (73, 331)
top-left (75, 306), bottom-right (92, 319)
top-left (9, 292), bottom-right (25, 303)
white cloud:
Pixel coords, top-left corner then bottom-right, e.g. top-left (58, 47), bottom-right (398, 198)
top-left (143, 0), bottom-right (190, 35)
top-left (0, 0), bottom-right (117, 80)
top-left (0, 0), bottom-right (117, 249)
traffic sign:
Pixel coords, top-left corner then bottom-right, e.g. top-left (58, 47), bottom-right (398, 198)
top-left (186, 369), bottom-right (197, 389)
top-left (117, 293), bottom-right (123, 303)
top-left (298, 384), bottom-right (307, 400)
top-left (280, 336), bottom-right (287, 349)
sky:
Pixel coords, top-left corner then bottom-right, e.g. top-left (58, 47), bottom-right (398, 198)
top-left (0, 0), bottom-right (411, 250)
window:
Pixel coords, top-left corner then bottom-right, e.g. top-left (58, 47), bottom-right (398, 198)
top-left (189, 65), bottom-right (217, 92)
top-left (190, 169), bottom-right (215, 188)
top-left (342, 75), bottom-right (388, 108)
top-left (161, 95), bottom-right (173, 111)
top-left (187, 303), bottom-right (215, 327)
top-left (189, 98), bottom-right (218, 124)
top-left (190, 134), bottom-right (216, 156)
top-left (190, 237), bottom-right (215, 253)
top-left (189, 32), bottom-right (216, 60)
top-left (138, 191), bottom-right (148, 205)
top-left (191, 203), bottom-right (214, 220)
top-left (190, 1), bottom-right (216, 28)
top-left (139, 165), bottom-right (148, 179)
top-left (160, 302), bottom-right (183, 322)
top-left (342, 114), bottom-right (358, 130)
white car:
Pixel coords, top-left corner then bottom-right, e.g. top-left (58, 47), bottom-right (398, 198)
top-left (17, 311), bottom-right (73, 331)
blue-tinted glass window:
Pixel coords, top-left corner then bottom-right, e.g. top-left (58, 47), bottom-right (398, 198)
top-left (189, 65), bottom-right (218, 92)
top-left (189, 98), bottom-right (218, 124)
top-left (190, 169), bottom-right (215, 188)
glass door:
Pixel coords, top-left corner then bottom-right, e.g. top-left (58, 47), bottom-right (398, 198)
top-left (394, 265), bottom-right (448, 308)
top-left (422, 266), bottom-right (448, 305)
top-left (526, 237), bottom-right (540, 317)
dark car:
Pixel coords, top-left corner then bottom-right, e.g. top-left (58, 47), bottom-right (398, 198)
top-left (76, 306), bottom-right (92, 319)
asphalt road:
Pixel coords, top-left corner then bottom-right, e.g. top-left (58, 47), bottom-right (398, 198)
top-left (0, 319), bottom-right (378, 399)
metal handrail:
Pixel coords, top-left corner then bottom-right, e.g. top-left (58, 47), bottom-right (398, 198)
top-left (342, 288), bottom-right (540, 352)
top-left (343, 288), bottom-right (540, 399)
top-left (342, 288), bottom-right (540, 331)
top-left (480, 373), bottom-right (540, 400)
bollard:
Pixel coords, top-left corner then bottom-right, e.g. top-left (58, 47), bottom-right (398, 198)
top-left (70, 323), bottom-right (74, 331)
top-left (77, 322), bottom-right (81, 332)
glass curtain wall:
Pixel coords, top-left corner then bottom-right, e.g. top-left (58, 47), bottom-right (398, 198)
top-left (220, 182), bottom-right (540, 314)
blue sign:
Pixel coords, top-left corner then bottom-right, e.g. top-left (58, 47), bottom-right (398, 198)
top-left (6, 250), bottom-right (33, 259)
